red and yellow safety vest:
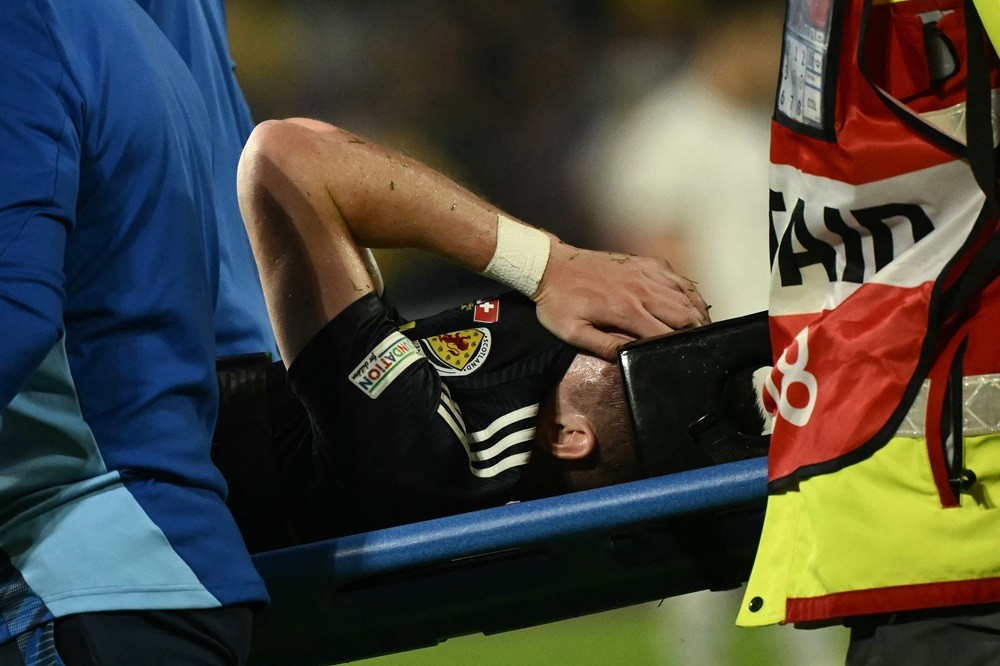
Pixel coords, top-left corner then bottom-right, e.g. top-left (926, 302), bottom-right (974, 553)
top-left (740, 0), bottom-right (1000, 626)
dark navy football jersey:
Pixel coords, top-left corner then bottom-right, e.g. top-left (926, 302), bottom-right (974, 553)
top-left (287, 291), bottom-right (576, 536)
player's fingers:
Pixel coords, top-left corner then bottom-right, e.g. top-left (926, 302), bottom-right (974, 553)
top-left (636, 286), bottom-right (707, 330)
top-left (632, 259), bottom-right (710, 321)
top-left (566, 325), bottom-right (636, 361)
top-left (610, 303), bottom-right (681, 341)
top-left (679, 280), bottom-right (710, 322)
top-left (657, 272), bottom-right (710, 322)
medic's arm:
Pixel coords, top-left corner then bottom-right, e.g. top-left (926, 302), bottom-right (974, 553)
top-left (0, 8), bottom-right (77, 410)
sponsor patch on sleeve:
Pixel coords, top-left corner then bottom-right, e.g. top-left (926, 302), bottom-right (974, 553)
top-left (349, 332), bottom-right (424, 399)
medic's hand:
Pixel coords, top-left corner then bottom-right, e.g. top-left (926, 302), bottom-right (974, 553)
top-left (533, 237), bottom-right (710, 361)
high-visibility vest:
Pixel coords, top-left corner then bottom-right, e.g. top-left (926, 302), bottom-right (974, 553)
top-left (974, 0), bottom-right (1000, 52)
top-left (737, 0), bottom-right (1000, 626)
top-left (765, 0), bottom-right (1000, 496)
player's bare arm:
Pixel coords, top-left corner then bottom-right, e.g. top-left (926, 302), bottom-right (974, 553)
top-left (237, 117), bottom-right (708, 363)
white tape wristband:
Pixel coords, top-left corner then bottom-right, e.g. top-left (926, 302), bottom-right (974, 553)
top-left (481, 215), bottom-right (551, 298)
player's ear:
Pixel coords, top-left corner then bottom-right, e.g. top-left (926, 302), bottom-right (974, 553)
top-left (546, 411), bottom-right (596, 461)
top-left (535, 364), bottom-right (597, 461)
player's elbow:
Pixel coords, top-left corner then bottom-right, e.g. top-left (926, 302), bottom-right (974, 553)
top-left (237, 120), bottom-right (314, 233)
top-left (239, 120), bottom-right (300, 197)
top-left (241, 117), bottom-right (346, 176)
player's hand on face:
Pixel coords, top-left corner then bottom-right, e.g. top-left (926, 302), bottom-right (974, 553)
top-left (533, 238), bottom-right (710, 361)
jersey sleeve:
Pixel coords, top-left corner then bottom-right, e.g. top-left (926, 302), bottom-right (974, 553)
top-left (0, 4), bottom-right (80, 409)
top-left (286, 293), bottom-right (460, 487)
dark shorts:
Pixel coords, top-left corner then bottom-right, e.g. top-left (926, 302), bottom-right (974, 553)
top-left (846, 603), bottom-right (1000, 666)
top-left (0, 606), bottom-right (252, 666)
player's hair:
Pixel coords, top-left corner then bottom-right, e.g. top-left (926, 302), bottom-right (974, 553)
top-left (564, 357), bottom-right (641, 489)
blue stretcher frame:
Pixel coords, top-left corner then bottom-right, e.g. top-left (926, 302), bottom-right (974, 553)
top-left (249, 456), bottom-right (769, 665)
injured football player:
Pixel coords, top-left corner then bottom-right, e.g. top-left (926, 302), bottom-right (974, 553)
top-left (218, 117), bottom-right (725, 548)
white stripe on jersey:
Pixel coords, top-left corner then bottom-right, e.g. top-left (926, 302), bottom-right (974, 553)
top-left (470, 427), bottom-right (535, 462)
top-left (433, 389), bottom-right (539, 478)
top-left (437, 403), bottom-right (466, 445)
top-left (468, 404), bottom-right (538, 443)
top-left (438, 383), bottom-right (466, 433)
top-left (474, 451), bottom-right (531, 478)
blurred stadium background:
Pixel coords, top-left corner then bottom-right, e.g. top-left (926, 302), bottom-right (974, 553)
top-left (224, 0), bottom-right (850, 662)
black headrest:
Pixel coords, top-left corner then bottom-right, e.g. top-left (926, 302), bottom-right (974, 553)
top-left (619, 312), bottom-right (771, 477)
